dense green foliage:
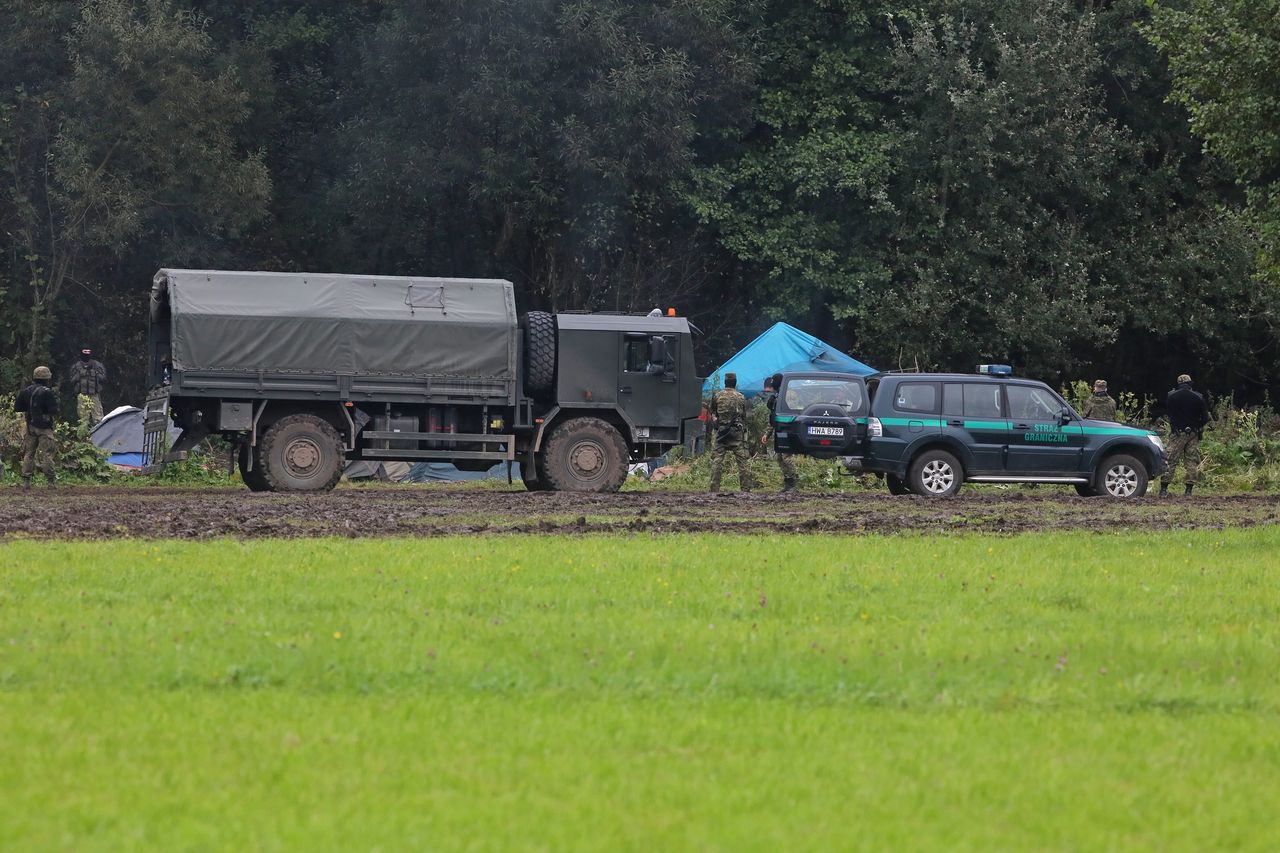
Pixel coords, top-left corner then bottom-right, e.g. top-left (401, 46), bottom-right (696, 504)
top-left (1, 0), bottom-right (1276, 407)
top-left (1147, 0), bottom-right (1280, 287)
top-left (2, 532), bottom-right (1279, 847)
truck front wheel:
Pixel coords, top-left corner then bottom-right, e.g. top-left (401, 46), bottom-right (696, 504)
top-left (259, 414), bottom-right (345, 492)
top-left (540, 417), bottom-right (628, 493)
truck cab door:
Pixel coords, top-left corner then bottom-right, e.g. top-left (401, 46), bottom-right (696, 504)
top-left (618, 333), bottom-right (679, 432)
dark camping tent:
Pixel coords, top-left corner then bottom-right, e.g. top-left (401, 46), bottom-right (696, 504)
top-left (703, 322), bottom-right (875, 398)
top-left (90, 406), bottom-right (182, 468)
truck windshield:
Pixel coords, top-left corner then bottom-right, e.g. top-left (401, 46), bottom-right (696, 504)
top-left (780, 377), bottom-right (866, 415)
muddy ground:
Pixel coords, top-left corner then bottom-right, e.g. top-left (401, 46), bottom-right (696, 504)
top-left (1, 485), bottom-right (1276, 540)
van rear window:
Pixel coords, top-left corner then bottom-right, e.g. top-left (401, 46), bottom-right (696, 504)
top-left (780, 377), bottom-right (866, 415)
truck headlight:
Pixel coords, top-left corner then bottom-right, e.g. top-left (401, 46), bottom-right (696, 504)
top-left (1146, 434), bottom-right (1164, 451)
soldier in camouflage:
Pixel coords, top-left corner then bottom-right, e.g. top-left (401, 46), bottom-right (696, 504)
top-left (69, 347), bottom-right (107, 425)
top-left (708, 372), bottom-right (753, 493)
top-left (761, 373), bottom-right (797, 492)
top-left (1082, 379), bottom-right (1117, 421)
top-left (1160, 373), bottom-right (1211, 497)
top-left (15, 366), bottom-right (60, 489)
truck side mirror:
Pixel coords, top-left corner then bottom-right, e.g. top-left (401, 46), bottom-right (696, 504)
top-left (648, 337), bottom-right (669, 375)
top-left (1058, 407), bottom-right (1072, 425)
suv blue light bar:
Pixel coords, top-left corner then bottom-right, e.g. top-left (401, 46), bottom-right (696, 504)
top-left (976, 364), bottom-right (1013, 376)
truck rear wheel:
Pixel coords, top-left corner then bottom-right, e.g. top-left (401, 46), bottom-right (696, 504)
top-left (522, 311), bottom-right (557, 397)
top-left (540, 417), bottom-right (628, 493)
top-left (237, 443), bottom-right (270, 492)
top-left (258, 414), bottom-right (344, 492)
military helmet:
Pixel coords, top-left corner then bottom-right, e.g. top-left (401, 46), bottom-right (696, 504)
top-left (1177, 373), bottom-right (1192, 385)
top-left (33, 365), bottom-right (52, 380)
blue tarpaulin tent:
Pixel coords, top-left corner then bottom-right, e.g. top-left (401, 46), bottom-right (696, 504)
top-left (703, 322), bottom-right (875, 398)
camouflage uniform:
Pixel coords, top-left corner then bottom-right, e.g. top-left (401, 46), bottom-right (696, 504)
top-left (15, 373), bottom-right (59, 485)
top-left (1082, 393), bottom-right (1116, 421)
top-left (70, 355), bottom-right (106, 425)
top-left (760, 388), bottom-right (797, 489)
top-left (709, 387), bottom-right (752, 492)
top-left (1162, 431), bottom-right (1202, 485)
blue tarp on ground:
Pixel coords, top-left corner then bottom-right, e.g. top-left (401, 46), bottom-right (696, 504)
top-left (702, 322), bottom-right (876, 398)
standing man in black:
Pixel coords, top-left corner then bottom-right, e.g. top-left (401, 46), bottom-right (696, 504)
top-left (1160, 373), bottom-right (1211, 497)
top-left (15, 366), bottom-right (60, 489)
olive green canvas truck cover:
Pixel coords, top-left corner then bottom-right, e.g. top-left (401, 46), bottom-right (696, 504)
top-left (155, 269), bottom-right (517, 382)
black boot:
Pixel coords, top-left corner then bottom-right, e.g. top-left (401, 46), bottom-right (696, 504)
top-left (781, 477), bottom-right (797, 493)
top-left (1184, 483), bottom-right (1193, 496)
top-left (20, 476), bottom-right (31, 490)
top-left (1159, 482), bottom-right (1169, 497)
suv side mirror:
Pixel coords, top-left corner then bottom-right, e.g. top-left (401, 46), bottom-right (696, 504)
top-left (1058, 407), bottom-right (1073, 425)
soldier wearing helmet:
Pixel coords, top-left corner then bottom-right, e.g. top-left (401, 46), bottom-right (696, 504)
top-left (14, 366), bottom-right (60, 489)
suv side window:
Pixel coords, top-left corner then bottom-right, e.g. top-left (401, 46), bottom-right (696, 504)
top-left (943, 382), bottom-right (1004, 418)
top-left (893, 382), bottom-right (939, 414)
top-left (1006, 384), bottom-right (1061, 420)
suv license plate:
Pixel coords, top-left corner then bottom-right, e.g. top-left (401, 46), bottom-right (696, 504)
top-left (807, 426), bottom-right (844, 436)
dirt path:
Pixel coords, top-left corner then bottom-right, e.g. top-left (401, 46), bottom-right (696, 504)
top-left (1, 486), bottom-right (1276, 540)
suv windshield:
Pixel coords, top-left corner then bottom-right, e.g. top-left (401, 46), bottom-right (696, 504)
top-left (780, 377), bottom-right (866, 415)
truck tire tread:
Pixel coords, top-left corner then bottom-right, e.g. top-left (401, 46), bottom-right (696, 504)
top-left (523, 311), bottom-right (557, 396)
top-left (541, 416), bottom-right (628, 493)
top-left (259, 414), bottom-right (344, 493)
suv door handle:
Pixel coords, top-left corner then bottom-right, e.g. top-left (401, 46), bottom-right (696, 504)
top-left (1014, 423), bottom-right (1031, 429)
top-left (947, 419), bottom-right (963, 426)
top-left (619, 386), bottom-right (632, 394)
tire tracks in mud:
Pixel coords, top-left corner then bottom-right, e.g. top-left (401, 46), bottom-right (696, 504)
top-left (2, 487), bottom-right (1277, 540)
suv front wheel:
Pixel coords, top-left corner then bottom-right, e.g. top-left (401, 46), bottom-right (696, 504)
top-left (1095, 453), bottom-right (1148, 499)
top-left (908, 449), bottom-right (963, 498)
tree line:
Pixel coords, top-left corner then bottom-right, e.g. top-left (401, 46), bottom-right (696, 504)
top-left (1, 0), bottom-right (1276, 407)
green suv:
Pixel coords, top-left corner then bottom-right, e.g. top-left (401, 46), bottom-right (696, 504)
top-left (773, 369), bottom-right (1166, 498)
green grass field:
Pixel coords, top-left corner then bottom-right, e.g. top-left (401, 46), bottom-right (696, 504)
top-left (2, 531), bottom-right (1278, 850)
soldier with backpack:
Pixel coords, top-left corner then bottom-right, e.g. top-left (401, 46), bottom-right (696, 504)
top-left (14, 366), bottom-right (60, 489)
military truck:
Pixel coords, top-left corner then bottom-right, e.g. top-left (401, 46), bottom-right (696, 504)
top-left (143, 269), bottom-right (703, 492)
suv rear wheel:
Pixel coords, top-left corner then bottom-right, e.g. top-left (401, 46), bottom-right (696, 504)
top-left (1096, 453), bottom-right (1148, 499)
top-left (908, 450), bottom-right (963, 498)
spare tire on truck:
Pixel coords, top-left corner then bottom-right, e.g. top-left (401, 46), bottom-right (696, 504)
top-left (521, 311), bottom-right (557, 397)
